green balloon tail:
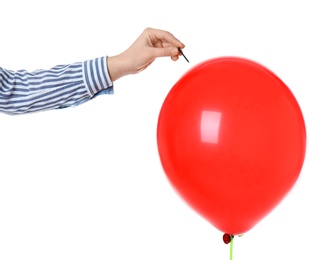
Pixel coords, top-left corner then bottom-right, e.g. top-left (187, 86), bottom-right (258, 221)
top-left (230, 236), bottom-right (234, 260)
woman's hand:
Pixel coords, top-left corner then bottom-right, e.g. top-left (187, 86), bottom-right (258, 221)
top-left (107, 27), bottom-right (185, 82)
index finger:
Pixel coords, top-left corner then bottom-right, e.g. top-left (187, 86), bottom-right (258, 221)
top-left (146, 28), bottom-right (185, 48)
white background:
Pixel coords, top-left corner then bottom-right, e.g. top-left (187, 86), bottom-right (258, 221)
top-left (0, 1), bottom-right (327, 259)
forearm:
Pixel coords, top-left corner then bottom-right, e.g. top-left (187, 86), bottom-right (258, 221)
top-left (0, 56), bottom-right (113, 115)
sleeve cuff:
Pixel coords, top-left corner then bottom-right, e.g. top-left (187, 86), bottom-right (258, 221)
top-left (82, 56), bottom-right (113, 97)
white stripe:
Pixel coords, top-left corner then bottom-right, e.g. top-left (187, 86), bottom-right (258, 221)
top-left (101, 56), bottom-right (112, 87)
top-left (0, 83), bottom-right (87, 109)
top-left (0, 88), bottom-right (88, 114)
top-left (92, 58), bottom-right (102, 92)
top-left (86, 59), bottom-right (97, 95)
top-left (4, 68), bottom-right (82, 86)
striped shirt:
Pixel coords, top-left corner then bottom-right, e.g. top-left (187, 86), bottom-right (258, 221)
top-left (0, 56), bottom-right (113, 115)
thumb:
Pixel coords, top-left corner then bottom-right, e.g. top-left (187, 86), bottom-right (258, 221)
top-left (152, 47), bottom-right (179, 58)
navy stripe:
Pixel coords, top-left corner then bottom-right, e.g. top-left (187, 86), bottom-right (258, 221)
top-left (1, 76), bottom-right (82, 91)
top-left (1, 66), bottom-right (82, 94)
top-left (90, 58), bottom-right (99, 92)
top-left (0, 85), bottom-right (87, 113)
top-left (15, 64), bottom-right (81, 77)
top-left (1, 67), bottom-right (82, 84)
top-left (14, 68), bottom-right (82, 81)
top-left (83, 60), bottom-right (94, 96)
top-left (0, 94), bottom-right (87, 114)
top-left (0, 82), bottom-right (84, 106)
top-left (1, 64), bottom-right (81, 80)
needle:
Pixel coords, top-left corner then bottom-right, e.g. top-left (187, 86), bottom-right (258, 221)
top-left (178, 47), bottom-right (189, 63)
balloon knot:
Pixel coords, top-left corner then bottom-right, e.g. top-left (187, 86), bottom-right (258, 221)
top-left (223, 233), bottom-right (234, 244)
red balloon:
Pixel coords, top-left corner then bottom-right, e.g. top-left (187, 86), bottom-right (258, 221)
top-left (157, 57), bottom-right (306, 235)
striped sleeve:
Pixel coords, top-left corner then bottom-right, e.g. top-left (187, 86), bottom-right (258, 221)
top-left (0, 56), bottom-right (113, 115)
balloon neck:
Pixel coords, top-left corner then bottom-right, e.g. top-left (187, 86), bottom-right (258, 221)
top-left (223, 233), bottom-right (234, 244)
